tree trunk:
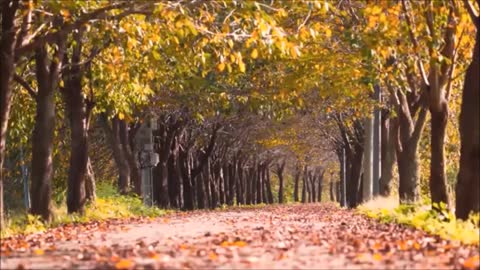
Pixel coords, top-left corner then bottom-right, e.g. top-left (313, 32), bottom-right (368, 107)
top-left (246, 167), bottom-right (253, 204)
top-left (358, 173), bottom-right (364, 204)
top-left (394, 85), bottom-right (428, 204)
top-left (206, 162), bottom-right (215, 208)
top-left (293, 164), bottom-right (300, 202)
top-left (167, 149), bottom-right (180, 208)
top-left (196, 163), bottom-right (205, 209)
top-left (265, 167), bottom-right (274, 204)
top-left (228, 162), bottom-right (235, 205)
top-left (346, 145), bottom-right (363, 208)
top-left (261, 166), bottom-right (268, 203)
top-left (237, 163), bottom-right (245, 205)
top-left (155, 159), bottom-right (169, 208)
top-left (30, 40), bottom-right (65, 221)
top-left (335, 116), bottom-right (364, 208)
top-left (396, 106), bottom-right (427, 204)
top-left (310, 172), bottom-right (316, 202)
top-left (456, 25), bottom-right (480, 219)
top-left (276, 161), bottom-right (285, 203)
top-left (65, 96), bottom-right (88, 214)
top-left (397, 144), bottom-right (420, 203)
top-left (0, 0), bottom-right (19, 229)
top-left (219, 163), bottom-right (226, 205)
top-left (318, 171), bottom-right (324, 202)
top-left (179, 146), bottom-right (193, 210)
top-left (301, 166), bottom-right (307, 203)
top-left (123, 122), bottom-right (141, 196)
top-left (329, 180), bottom-right (335, 202)
top-left (379, 112), bottom-right (396, 196)
top-left (85, 157), bottom-right (96, 202)
top-left (103, 116), bottom-right (130, 194)
top-left (429, 101), bottom-right (449, 208)
top-left (62, 34), bottom-right (89, 214)
top-left (256, 163), bottom-right (263, 204)
top-left (153, 117), bottom-right (174, 208)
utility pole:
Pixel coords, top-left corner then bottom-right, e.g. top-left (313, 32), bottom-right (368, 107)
top-left (373, 85), bottom-right (382, 196)
top-left (21, 147), bottom-right (30, 209)
top-left (362, 115), bottom-right (374, 202)
top-left (340, 147), bottom-right (347, 207)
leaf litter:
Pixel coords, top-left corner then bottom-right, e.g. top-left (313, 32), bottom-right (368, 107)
top-left (1, 204), bottom-right (478, 269)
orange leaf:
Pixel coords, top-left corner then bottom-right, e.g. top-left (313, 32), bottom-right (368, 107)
top-left (33, 249), bottom-right (44, 255)
top-left (220, 241), bottom-right (230, 247)
top-left (463, 255), bottom-right (480, 270)
top-left (397, 240), bottom-right (408, 251)
top-left (233, 241), bottom-right (247, 247)
top-left (208, 252), bottom-right (218, 260)
top-left (148, 251), bottom-right (159, 260)
top-left (110, 254), bottom-right (120, 262)
top-left (115, 259), bottom-right (134, 270)
top-left (60, 9), bottom-right (70, 19)
top-left (372, 242), bottom-right (382, 250)
top-left (373, 253), bottom-right (382, 261)
top-left (217, 62), bottom-right (226, 72)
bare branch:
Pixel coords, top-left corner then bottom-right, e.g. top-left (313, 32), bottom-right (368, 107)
top-left (411, 106), bottom-right (428, 145)
top-left (16, 2), bottom-right (135, 57)
top-left (297, 8), bottom-right (312, 33)
top-left (15, 0), bottom-right (33, 51)
top-left (14, 73), bottom-right (37, 99)
top-left (424, 0), bottom-right (436, 57)
top-left (445, 16), bottom-right (465, 100)
top-left (401, 0), bottom-right (430, 86)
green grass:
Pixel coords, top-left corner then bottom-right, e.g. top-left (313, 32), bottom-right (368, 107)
top-left (358, 196), bottom-right (480, 245)
top-left (0, 182), bottom-right (167, 238)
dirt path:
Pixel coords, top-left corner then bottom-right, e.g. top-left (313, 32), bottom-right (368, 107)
top-left (1, 204), bottom-right (479, 269)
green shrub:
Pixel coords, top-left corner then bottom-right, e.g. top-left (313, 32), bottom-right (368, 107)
top-left (359, 197), bottom-right (479, 245)
top-left (1, 182), bottom-right (166, 238)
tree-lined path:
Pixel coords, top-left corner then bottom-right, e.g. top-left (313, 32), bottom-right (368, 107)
top-left (1, 0), bottom-right (479, 269)
top-left (1, 204), bottom-right (478, 269)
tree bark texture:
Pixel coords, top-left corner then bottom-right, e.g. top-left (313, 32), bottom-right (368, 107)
top-left (456, 22), bottom-right (480, 219)
top-left (30, 39), bottom-right (65, 221)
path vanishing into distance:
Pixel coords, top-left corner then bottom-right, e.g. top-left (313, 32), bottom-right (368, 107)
top-left (1, 204), bottom-right (479, 270)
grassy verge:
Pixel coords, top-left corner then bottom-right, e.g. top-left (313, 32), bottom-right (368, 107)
top-left (358, 196), bottom-right (479, 245)
top-left (0, 182), bottom-right (167, 238)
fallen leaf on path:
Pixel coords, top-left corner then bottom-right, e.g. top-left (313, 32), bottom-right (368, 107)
top-left (115, 259), bottom-right (134, 269)
top-left (463, 255), bottom-right (480, 270)
top-left (33, 249), bottom-right (44, 255)
top-left (208, 252), bottom-right (218, 260)
top-left (373, 253), bottom-right (383, 261)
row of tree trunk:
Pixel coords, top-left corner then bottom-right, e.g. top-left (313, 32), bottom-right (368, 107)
top-left (101, 110), bottom-right (331, 210)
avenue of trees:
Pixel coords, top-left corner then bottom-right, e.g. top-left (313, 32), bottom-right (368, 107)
top-left (0, 0), bottom-right (478, 229)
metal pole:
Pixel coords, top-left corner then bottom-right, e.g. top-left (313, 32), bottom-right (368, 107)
top-left (21, 147), bottom-right (30, 209)
top-left (373, 85), bottom-right (381, 196)
top-left (363, 116), bottom-right (374, 202)
top-left (341, 147), bottom-right (347, 207)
